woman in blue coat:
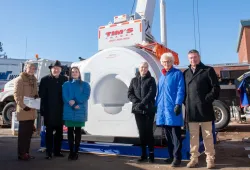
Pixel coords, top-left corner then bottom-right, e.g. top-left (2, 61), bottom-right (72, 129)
top-left (62, 67), bottom-right (91, 160)
top-left (156, 53), bottom-right (185, 167)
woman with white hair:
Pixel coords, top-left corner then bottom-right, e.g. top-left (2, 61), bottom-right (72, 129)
top-left (14, 62), bottom-right (39, 160)
top-left (155, 52), bottom-right (185, 167)
top-left (128, 62), bottom-right (157, 163)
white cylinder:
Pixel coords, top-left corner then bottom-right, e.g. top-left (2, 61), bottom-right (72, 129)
top-left (160, 0), bottom-right (167, 47)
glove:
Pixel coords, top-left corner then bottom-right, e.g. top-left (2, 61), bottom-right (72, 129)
top-left (174, 104), bottom-right (181, 116)
top-left (137, 103), bottom-right (145, 110)
top-left (34, 95), bottom-right (39, 99)
top-left (23, 106), bottom-right (31, 111)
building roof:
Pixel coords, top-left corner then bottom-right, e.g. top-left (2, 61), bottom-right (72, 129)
top-left (236, 19), bottom-right (250, 52)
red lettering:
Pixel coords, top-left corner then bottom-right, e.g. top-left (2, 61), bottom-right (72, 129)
top-left (127, 28), bottom-right (133, 33)
top-left (105, 28), bottom-right (134, 39)
top-left (112, 30), bottom-right (124, 36)
top-left (106, 32), bottom-right (112, 37)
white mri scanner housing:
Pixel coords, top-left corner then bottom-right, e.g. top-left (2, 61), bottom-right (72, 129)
top-left (71, 0), bottom-right (172, 138)
top-left (72, 47), bottom-right (162, 138)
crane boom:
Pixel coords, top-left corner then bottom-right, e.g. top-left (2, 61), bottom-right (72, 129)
top-left (135, 0), bottom-right (156, 34)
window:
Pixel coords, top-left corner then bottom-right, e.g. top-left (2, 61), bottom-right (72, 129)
top-left (135, 68), bottom-right (139, 74)
top-left (84, 72), bottom-right (91, 83)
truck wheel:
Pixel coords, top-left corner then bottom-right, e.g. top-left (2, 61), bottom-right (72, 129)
top-left (2, 102), bottom-right (16, 125)
top-left (213, 100), bottom-right (230, 131)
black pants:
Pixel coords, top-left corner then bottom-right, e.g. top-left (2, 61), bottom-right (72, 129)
top-left (67, 127), bottom-right (82, 153)
top-left (165, 126), bottom-right (182, 160)
top-left (46, 125), bottom-right (63, 154)
top-left (18, 120), bottom-right (34, 155)
top-left (135, 114), bottom-right (154, 156)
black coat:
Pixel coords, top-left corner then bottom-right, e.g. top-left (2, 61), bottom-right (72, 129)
top-left (128, 71), bottom-right (157, 115)
top-left (183, 62), bottom-right (220, 122)
top-left (39, 74), bottom-right (68, 126)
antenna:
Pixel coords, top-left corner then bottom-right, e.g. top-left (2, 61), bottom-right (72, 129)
top-left (25, 37), bottom-right (27, 59)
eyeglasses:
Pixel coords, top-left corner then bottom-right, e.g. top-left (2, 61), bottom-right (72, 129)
top-left (161, 60), bottom-right (172, 63)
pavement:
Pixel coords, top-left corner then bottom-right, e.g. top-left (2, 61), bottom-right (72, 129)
top-left (0, 124), bottom-right (249, 170)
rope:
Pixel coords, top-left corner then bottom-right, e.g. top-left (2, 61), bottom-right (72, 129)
top-left (192, 0), bottom-right (197, 49)
top-left (196, 0), bottom-right (201, 55)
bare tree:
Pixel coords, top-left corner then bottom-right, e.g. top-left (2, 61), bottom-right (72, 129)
top-left (0, 42), bottom-right (8, 58)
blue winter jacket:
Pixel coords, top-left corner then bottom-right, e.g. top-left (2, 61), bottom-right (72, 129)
top-left (156, 67), bottom-right (185, 126)
top-left (62, 79), bottom-right (91, 122)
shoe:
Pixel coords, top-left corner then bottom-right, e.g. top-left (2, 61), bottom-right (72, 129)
top-left (73, 153), bottom-right (79, 160)
top-left (68, 152), bottom-right (75, 160)
top-left (187, 159), bottom-right (198, 168)
top-left (164, 158), bottom-right (173, 164)
top-left (137, 156), bottom-right (148, 163)
top-left (45, 153), bottom-right (52, 160)
top-left (207, 161), bottom-right (215, 169)
top-left (27, 154), bottom-right (35, 159)
top-left (171, 159), bottom-right (181, 167)
top-left (54, 152), bottom-right (64, 157)
top-left (18, 153), bottom-right (29, 161)
top-left (148, 152), bottom-right (154, 163)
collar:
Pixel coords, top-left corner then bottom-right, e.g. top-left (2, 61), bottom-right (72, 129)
top-left (71, 79), bottom-right (80, 83)
top-left (188, 62), bottom-right (205, 69)
top-left (162, 66), bottom-right (173, 76)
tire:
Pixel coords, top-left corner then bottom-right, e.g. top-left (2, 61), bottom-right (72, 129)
top-left (2, 102), bottom-right (16, 125)
top-left (213, 100), bottom-right (230, 131)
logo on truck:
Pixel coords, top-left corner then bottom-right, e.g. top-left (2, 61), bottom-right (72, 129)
top-left (106, 28), bottom-right (134, 38)
top-left (0, 71), bottom-right (18, 80)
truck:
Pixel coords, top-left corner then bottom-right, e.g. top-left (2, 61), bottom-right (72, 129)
top-left (0, 58), bottom-right (28, 91)
top-left (0, 58), bottom-right (72, 125)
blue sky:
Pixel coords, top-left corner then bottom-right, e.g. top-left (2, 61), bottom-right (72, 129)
top-left (1, 0), bottom-right (250, 66)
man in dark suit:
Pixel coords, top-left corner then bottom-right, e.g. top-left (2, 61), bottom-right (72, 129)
top-left (39, 60), bottom-right (68, 160)
top-left (183, 50), bottom-right (220, 169)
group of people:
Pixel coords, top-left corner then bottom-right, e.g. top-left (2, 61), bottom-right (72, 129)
top-left (13, 49), bottom-right (220, 169)
top-left (128, 49), bottom-right (220, 168)
top-left (14, 60), bottom-right (90, 161)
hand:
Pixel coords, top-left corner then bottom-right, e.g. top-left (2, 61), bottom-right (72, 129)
top-left (74, 105), bottom-right (80, 109)
top-left (69, 100), bottom-right (75, 106)
top-left (34, 95), bottom-right (39, 99)
top-left (137, 103), bottom-right (145, 110)
top-left (23, 106), bottom-right (31, 111)
top-left (174, 104), bottom-right (181, 116)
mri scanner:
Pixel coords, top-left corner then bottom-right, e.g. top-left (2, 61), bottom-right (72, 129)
top-left (72, 47), bottom-right (163, 138)
top-left (69, 0), bottom-right (179, 139)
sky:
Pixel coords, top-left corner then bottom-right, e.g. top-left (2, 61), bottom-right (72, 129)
top-left (1, 0), bottom-right (250, 66)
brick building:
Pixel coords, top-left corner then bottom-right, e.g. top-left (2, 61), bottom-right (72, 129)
top-left (237, 20), bottom-right (250, 63)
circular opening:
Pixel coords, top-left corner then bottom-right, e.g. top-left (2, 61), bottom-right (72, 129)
top-left (93, 74), bottom-right (129, 114)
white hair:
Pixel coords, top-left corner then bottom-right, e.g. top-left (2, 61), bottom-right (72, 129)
top-left (160, 52), bottom-right (175, 63)
top-left (139, 61), bottom-right (149, 67)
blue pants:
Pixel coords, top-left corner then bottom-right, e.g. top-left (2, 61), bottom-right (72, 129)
top-left (165, 126), bottom-right (182, 160)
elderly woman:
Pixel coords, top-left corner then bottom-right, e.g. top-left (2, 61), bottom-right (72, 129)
top-left (14, 62), bottom-right (38, 160)
top-left (128, 62), bottom-right (157, 163)
top-left (155, 52), bottom-right (185, 167)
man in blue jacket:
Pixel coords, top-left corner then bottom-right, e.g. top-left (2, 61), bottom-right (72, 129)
top-left (156, 52), bottom-right (185, 167)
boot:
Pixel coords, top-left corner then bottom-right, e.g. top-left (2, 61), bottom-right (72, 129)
top-left (187, 159), bottom-right (198, 168)
top-left (73, 153), bottom-right (79, 160)
top-left (171, 159), bottom-right (181, 167)
top-left (73, 144), bottom-right (79, 160)
top-left (207, 160), bottom-right (215, 169)
top-left (45, 152), bottom-right (52, 160)
top-left (148, 152), bottom-right (154, 163)
top-left (164, 157), bottom-right (173, 164)
top-left (68, 152), bottom-right (75, 160)
top-left (137, 146), bottom-right (147, 163)
top-left (18, 153), bottom-right (30, 161)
